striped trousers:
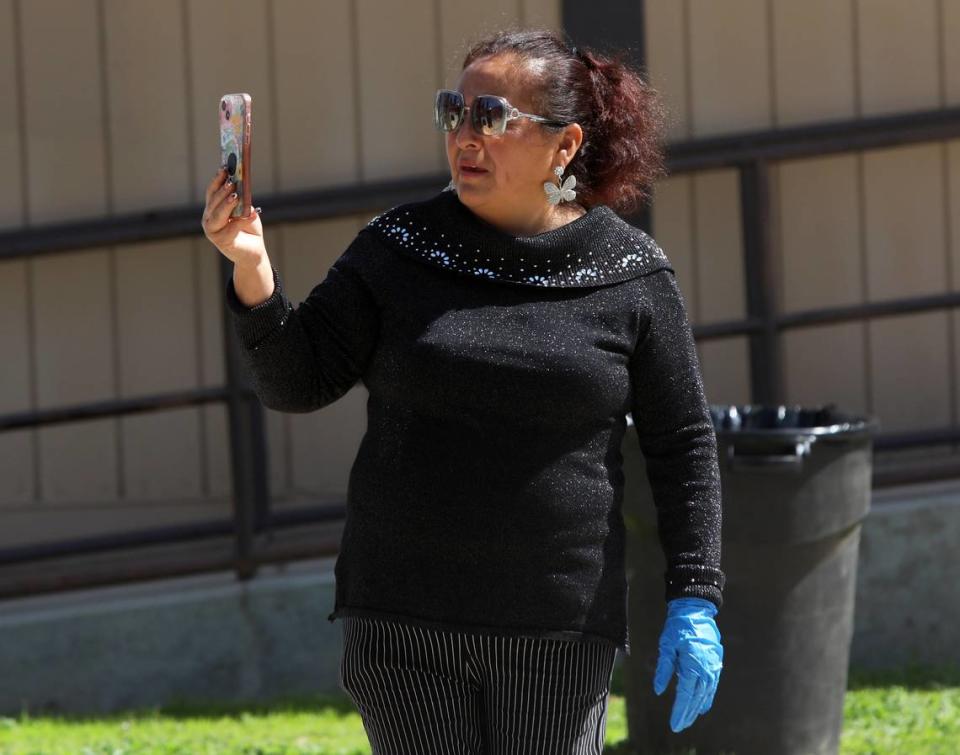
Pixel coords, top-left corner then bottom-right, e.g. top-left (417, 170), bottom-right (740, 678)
top-left (338, 615), bottom-right (618, 755)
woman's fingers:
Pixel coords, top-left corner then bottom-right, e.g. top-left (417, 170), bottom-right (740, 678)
top-left (682, 673), bottom-right (708, 729)
top-left (204, 166), bottom-right (227, 205)
top-left (203, 182), bottom-right (240, 233)
top-left (670, 670), bottom-right (699, 732)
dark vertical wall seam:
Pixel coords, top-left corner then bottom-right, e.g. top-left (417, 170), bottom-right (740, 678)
top-left (349, 0), bottom-right (364, 183)
top-left (181, 0), bottom-right (210, 498)
top-left (12, 0), bottom-right (41, 502)
top-left (767, 0), bottom-right (777, 128)
top-left (851, 0), bottom-right (874, 416)
top-left (96, 0), bottom-right (125, 499)
top-left (263, 0), bottom-right (292, 495)
top-left (936, 0), bottom-right (958, 432)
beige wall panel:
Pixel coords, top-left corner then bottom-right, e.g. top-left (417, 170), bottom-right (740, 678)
top-left (698, 337), bottom-right (751, 406)
top-left (33, 248), bottom-right (117, 502)
top-left (33, 249), bottom-right (115, 408)
top-left (650, 175), bottom-right (698, 320)
top-left (282, 217), bottom-right (369, 497)
top-left (38, 418), bottom-right (118, 503)
top-left (0, 260), bottom-right (31, 413)
top-left (121, 409), bottom-right (203, 501)
top-left (103, 0), bottom-right (191, 214)
top-left (116, 239), bottom-right (201, 500)
top-left (203, 403), bottom-right (232, 500)
top-left (272, 0), bottom-right (359, 190)
top-left (645, 0), bottom-right (691, 141)
top-left (116, 240), bottom-right (198, 396)
top-left (948, 141), bottom-right (960, 290)
top-left (771, 0), bottom-right (856, 126)
top-left (521, 0), bottom-right (561, 30)
top-left (196, 240), bottom-right (231, 498)
top-left (688, 0), bottom-right (771, 136)
top-left (0, 429), bottom-right (33, 505)
top-left (783, 323), bottom-right (868, 415)
top-left (869, 312), bottom-right (951, 432)
top-left (857, 0), bottom-right (941, 116)
top-left (356, 0), bottom-right (443, 180)
top-left (692, 169), bottom-right (745, 322)
top-left (20, 0), bottom-right (107, 224)
top-left (778, 154), bottom-right (862, 312)
top-left (197, 240), bottom-right (226, 389)
top-left (186, 0), bottom-right (276, 202)
top-left (0, 0), bottom-right (24, 227)
top-left (0, 259), bottom-right (33, 504)
top-left (863, 144), bottom-right (946, 301)
top-left (1, 501), bottom-right (233, 549)
top-left (946, 0), bottom-right (960, 105)
top-left (948, 140), bottom-right (960, 438)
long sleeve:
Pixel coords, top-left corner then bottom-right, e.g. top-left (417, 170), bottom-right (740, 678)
top-left (629, 267), bottom-right (725, 610)
top-left (224, 237), bottom-right (380, 413)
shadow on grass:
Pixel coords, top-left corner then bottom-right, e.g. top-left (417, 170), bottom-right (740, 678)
top-left (14, 691), bottom-right (359, 724)
top-left (847, 661), bottom-right (960, 691)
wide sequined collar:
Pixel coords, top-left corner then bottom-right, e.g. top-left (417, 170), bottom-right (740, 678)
top-left (361, 187), bottom-right (673, 288)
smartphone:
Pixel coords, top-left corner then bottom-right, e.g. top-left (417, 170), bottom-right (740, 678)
top-left (219, 93), bottom-right (252, 218)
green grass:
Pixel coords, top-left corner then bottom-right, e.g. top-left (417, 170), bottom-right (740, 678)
top-left (1, 663), bottom-right (958, 754)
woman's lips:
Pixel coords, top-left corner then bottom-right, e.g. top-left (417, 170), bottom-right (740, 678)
top-left (459, 165), bottom-right (488, 177)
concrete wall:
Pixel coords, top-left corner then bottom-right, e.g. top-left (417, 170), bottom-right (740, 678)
top-left (849, 478), bottom-right (960, 669)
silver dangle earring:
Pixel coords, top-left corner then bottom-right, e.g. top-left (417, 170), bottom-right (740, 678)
top-left (444, 178), bottom-right (458, 194)
top-left (543, 164), bottom-right (577, 205)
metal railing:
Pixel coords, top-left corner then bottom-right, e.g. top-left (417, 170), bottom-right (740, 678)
top-left (3, 105), bottom-right (960, 599)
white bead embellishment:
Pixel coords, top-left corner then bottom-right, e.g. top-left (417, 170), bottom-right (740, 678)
top-left (363, 195), bottom-right (670, 288)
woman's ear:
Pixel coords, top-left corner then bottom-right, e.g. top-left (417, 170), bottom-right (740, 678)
top-left (556, 122), bottom-right (583, 165)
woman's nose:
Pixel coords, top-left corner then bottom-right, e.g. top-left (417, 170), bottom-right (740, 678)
top-left (454, 116), bottom-right (482, 147)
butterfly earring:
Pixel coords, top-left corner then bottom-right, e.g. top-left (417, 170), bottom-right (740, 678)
top-left (544, 165), bottom-right (576, 205)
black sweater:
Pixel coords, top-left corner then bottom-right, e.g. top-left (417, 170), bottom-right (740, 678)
top-left (224, 188), bottom-right (725, 655)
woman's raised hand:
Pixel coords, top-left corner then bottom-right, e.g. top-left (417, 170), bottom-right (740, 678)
top-left (201, 166), bottom-right (265, 267)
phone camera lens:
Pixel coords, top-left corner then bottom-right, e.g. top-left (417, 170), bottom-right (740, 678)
top-left (227, 153), bottom-right (237, 175)
top-left (221, 100), bottom-right (226, 111)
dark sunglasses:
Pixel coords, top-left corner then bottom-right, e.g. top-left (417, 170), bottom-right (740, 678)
top-left (434, 89), bottom-right (571, 137)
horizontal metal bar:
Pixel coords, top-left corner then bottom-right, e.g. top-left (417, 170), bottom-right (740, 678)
top-left (0, 386), bottom-right (232, 431)
top-left (692, 291), bottom-right (960, 341)
top-left (872, 456), bottom-right (960, 488)
top-left (872, 425), bottom-right (960, 451)
top-left (0, 503), bottom-right (347, 566)
top-left (0, 173), bottom-right (448, 261)
top-left (776, 291), bottom-right (960, 329)
top-left (2, 107), bottom-right (959, 262)
top-left (1, 423), bottom-right (955, 566)
top-left (692, 316), bottom-right (766, 340)
top-left (0, 518), bottom-right (345, 601)
top-left (668, 105), bottom-right (960, 172)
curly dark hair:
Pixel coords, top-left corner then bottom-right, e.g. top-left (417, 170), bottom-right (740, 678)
top-left (461, 27), bottom-right (669, 216)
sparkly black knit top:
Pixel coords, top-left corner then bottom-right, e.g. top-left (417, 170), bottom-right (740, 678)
top-left (224, 187), bottom-right (725, 656)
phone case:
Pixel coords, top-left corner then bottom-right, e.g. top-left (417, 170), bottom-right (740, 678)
top-left (219, 93), bottom-right (252, 218)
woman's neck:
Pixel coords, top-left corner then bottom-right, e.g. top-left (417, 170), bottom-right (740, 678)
top-left (467, 199), bottom-right (587, 238)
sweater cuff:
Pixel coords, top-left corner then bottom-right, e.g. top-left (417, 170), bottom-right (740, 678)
top-left (224, 263), bottom-right (291, 350)
top-left (664, 564), bottom-right (725, 611)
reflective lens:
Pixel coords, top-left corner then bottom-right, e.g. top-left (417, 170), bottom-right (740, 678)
top-left (473, 96), bottom-right (507, 135)
top-left (435, 90), bottom-right (465, 132)
top-left (434, 90), bottom-right (509, 136)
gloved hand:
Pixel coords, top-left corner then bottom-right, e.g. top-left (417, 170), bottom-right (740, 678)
top-left (653, 596), bottom-right (724, 733)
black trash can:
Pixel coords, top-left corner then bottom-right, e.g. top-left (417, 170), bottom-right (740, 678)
top-left (621, 403), bottom-right (879, 755)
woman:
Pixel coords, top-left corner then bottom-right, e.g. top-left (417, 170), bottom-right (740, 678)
top-left (202, 27), bottom-right (724, 754)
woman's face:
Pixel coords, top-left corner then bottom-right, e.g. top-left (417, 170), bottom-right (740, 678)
top-left (444, 54), bottom-right (582, 231)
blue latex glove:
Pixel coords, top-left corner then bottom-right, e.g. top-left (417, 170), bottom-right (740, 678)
top-left (653, 596), bottom-right (724, 733)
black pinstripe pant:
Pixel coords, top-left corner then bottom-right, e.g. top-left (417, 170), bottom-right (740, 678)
top-left (338, 615), bottom-right (618, 754)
